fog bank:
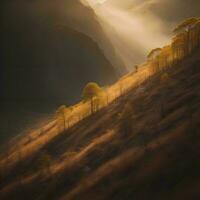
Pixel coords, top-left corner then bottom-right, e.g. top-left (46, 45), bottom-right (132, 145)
top-left (85, 0), bottom-right (200, 70)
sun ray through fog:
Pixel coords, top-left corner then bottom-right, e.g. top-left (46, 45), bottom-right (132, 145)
top-left (83, 0), bottom-right (170, 70)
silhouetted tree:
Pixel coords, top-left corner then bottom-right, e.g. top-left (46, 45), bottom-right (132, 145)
top-left (82, 82), bottom-right (103, 114)
top-left (172, 33), bottom-right (185, 61)
top-left (160, 45), bottom-right (172, 68)
top-left (56, 105), bottom-right (67, 130)
top-left (173, 18), bottom-right (198, 54)
top-left (105, 89), bottom-right (109, 105)
top-left (135, 65), bottom-right (138, 72)
top-left (190, 19), bottom-right (200, 50)
top-left (147, 48), bottom-right (162, 61)
top-left (147, 48), bottom-right (162, 72)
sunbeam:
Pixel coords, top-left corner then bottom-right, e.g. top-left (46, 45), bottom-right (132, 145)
top-left (84, 0), bottom-right (170, 70)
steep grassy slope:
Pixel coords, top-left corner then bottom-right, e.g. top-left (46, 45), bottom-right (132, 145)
top-left (0, 48), bottom-right (200, 200)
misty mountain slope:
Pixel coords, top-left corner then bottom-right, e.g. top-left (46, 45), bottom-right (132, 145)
top-left (0, 0), bottom-right (125, 144)
top-left (1, 0), bottom-right (120, 104)
top-left (1, 48), bottom-right (200, 199)
top-left (57, 0), bottom-right (126, 73)
top-left (98, 0), bottom-right (200, 69)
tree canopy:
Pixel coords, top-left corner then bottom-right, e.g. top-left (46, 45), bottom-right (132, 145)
top-left (147, 48), bottom-right (162, 60)
top-left (56, 105), bottom-right (67, 130)
top-left (82, 82), bottom-right (103, 101)
top-left (56, 105), bottom-right (66, 114)
top-left (173, 18), bottom-right (199, 34)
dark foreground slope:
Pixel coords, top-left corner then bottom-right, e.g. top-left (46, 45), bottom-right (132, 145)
top-left (0, 49), bottom-right (200, 200)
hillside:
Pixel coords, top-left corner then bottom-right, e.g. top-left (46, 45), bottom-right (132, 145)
top-left (0, 0), bottom-right (126, 144)
top-left (1, 0), bottom-right (123, 104)
top-left (0, 44), bottom-right (199, 199)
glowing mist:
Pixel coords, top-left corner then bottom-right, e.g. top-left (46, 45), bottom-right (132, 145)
top-left (83, 0), bottom-right (170, 70)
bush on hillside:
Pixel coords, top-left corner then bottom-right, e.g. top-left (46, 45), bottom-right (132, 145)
top-left (82, 82), bottom-right (104, 114)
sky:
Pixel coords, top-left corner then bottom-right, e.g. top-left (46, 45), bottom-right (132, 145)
top-left (86, 0), bottom-right (200, 69)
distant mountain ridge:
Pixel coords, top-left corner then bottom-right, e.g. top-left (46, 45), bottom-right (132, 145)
top-left (0, 0), bottom-right (127, 144)
top-left (1, 0), bottom-right (126, 105)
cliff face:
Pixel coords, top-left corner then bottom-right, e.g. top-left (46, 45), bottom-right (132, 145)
top-left (1, 0), bottom-right (125, 105)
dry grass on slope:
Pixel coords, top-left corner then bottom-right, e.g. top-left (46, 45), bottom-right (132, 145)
top-left (0, 49), bottom-right (200, 200)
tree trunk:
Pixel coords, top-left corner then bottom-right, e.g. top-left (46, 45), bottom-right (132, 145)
top-left (62, 113), bottom-right (66, 130)
top-left (91, 98), bottom-right (94, 114)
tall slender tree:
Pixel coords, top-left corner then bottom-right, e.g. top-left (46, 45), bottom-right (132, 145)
top-left (82, 82), bottom-right (103, 114)
top-left (173, 18), bottom-right (198, 54)
top-left (159, 45), bottom-right (172, 69)
top-left (56, 105), bottom-right (67, 131)
top-left (172, 34), bottom-right (185, 61)
top-left (147, 48), bottom-right (162, 60)
top-left (147, 48), bottom-right (162, 72)
top-left (191, 19), bottom-right (200, 49)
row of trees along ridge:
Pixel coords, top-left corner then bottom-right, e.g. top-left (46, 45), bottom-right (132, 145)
top-left (56, 17), bottom-right (200, 132)
top-left (148, 17), bottom-right (200, 73)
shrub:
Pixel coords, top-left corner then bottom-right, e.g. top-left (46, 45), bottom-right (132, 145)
top-left (82, 82), bottom-right (103, 114)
